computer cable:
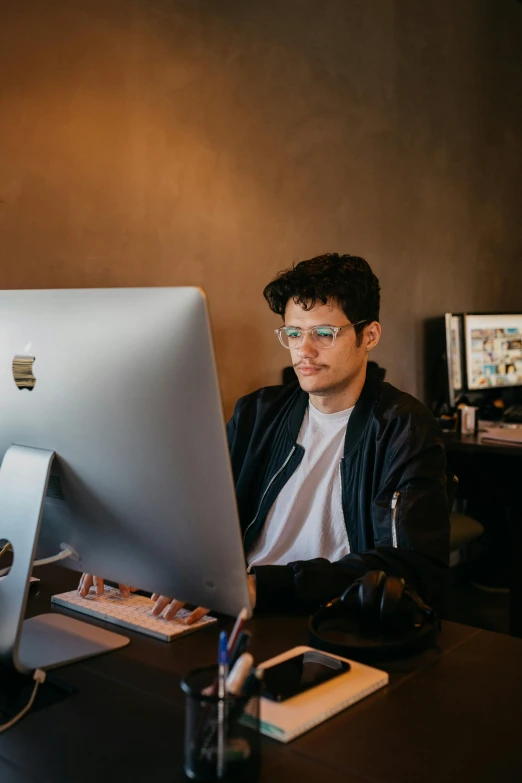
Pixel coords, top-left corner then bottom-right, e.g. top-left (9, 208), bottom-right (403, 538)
top-left (0, 544), bottom-right (77, 731)
top-left (0, 544), bottom-right (78, 578)
top-left (0, 668), bottom-right (47, 733)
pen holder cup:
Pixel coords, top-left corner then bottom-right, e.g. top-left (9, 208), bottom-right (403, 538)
top-left (181, 665), bottom-right (261, 782)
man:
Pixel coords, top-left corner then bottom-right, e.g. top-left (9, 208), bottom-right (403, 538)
top-left (80, 253), bottom-right (450, 620)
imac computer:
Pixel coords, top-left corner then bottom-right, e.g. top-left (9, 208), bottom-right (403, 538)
top-left (0, 287), bottom-right (252, 676)
top-left (425, 312), bottom-right (522, 416)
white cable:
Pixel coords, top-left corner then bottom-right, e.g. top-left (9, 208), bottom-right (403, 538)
top-left (32, 546), bottom-right (76, 569)
top-left (0, 545), bottom-right (76, 578)
top-left (0, 669), bottom-right (46, 733)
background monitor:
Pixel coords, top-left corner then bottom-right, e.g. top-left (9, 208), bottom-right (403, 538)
top-left (0, 287), bottom-right (251, 622)
top-left (424, 313), bottom-right (464, 412)
top-left (463, 313), bottom-right (522, 391)
top-left (424, 312), bottom-right (522, 415)
top-left (446, 313), bottom-right (464, 401)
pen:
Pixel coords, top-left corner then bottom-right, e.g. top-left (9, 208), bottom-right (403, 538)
top-left (226, 652), bottom-right (254, 697)
top-left (227, 607), bottom-right (248, 657)
top-left (217, 630), bottom-right (228, 779)
top-left (229, 630), bottom-right (252, 669)
top-left (240, 666), bottom-right (264, 699)
top-left (203, 608), bottom-right (248, 698)
top-left (196, 609), bottom-right (249, 758)
top-left (224, 665), bottom-right (264, 730)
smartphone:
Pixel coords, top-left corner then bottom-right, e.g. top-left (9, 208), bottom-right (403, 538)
top-left (260, 650), bottom-right (351, 702)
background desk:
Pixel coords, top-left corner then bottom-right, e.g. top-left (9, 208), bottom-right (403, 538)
top-left (0, 566), bottom-right (521, 783)
top-left (444, 431), bottom-right (522, 636)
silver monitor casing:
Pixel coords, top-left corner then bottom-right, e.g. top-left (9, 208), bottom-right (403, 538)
top-left (0, 287), bottom-right (251, 673)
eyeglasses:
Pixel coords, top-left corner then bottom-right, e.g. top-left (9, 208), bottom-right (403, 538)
top-left (274, 320), bottom-right (368, 349)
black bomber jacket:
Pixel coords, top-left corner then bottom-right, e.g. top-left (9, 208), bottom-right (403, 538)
top-left (226, 375), bottom-right (450, 613)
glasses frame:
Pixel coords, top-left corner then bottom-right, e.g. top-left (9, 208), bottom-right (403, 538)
top-left (274, 320), bottom-right (368, 350)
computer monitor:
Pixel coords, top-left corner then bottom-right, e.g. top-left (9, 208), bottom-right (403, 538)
top-left (0, 287), bottom-right (251, 674)
top-left (424, 313), bottom-right (464, 412)
top-left (424, 312), bottom-right (522, 415)
top-left (463, 313), bottom-right (522, 391)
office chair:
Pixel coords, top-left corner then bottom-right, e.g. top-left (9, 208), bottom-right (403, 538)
top-left (446, 474), bottom-right (484, 566)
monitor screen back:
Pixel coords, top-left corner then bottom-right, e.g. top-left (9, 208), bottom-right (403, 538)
top-left (0, 287), bottom-right (251, 617)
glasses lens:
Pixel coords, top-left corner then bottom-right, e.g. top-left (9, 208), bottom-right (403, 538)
top-left (312, 327), bottom-right (335, 348)
top-left (281, 327), bottom-right (302, 348)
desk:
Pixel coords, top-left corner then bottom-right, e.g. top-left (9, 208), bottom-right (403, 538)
top-left (0, 565), bottom-right (521, 783)
top-left (444, 431), bottom-right (522, 637)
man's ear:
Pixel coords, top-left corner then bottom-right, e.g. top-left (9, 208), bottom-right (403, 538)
top-left (365, 321), bottom-right (381, 352)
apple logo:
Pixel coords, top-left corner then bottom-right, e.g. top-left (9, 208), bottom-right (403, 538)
top-left (12, 344), bottom-right (36, 390)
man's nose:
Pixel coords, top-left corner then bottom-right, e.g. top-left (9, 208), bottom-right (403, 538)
top-left (296, 332), bottom-right (318, 358)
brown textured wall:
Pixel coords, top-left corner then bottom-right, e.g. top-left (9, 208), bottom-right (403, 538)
top-left (1, 0), bottom-right (521, 417)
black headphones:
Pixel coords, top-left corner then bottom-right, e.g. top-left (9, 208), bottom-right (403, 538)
top-left (309, 571), bottom-right (440, 662)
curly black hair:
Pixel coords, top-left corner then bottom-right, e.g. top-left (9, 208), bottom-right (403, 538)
top-left (263, 253), bottom-right (380, 344)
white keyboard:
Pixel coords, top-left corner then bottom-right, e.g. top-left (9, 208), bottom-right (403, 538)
top-left (51, 587), bottom-right (217, 642)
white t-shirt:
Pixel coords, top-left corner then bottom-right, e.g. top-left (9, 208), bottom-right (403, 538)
top-left (248, 402), bottom-right (353, 567)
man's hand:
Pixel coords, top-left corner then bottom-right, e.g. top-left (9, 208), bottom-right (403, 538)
top-left (151, 574), bottom-right (257, 624)
top-left (77, 574), bottom-right (138, 598)
top-left (78, 572), bottom-right (257, 624)
top-left (151, 595), bottom-right (210, 625)
top-left (77, 575), bottom-right (208, 623)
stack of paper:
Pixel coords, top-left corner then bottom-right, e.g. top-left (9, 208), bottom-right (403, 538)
top-left (481, 427), bottom-right (522, 446)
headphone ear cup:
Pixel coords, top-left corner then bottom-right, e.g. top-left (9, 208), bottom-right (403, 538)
top-left (339, 579), bottom-right (360, 611)
top-left (379, 576), bottom-right (405, 626)
top-left (359, 570), bottom-right (386, 628)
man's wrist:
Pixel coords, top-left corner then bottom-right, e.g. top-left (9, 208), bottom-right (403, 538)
top-left (249, 565), bottom-right (296, 612)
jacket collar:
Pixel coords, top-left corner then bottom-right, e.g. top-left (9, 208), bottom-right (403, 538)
top-left (286, 386), bottom-right (309, 442)
top-left (285, 373), bottom-right (382, 452)
top-left (344, 374), bottom-right (382, 456)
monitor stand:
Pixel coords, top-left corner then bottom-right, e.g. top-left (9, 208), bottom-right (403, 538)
top-left (0, 444), bottom-right (129, 676)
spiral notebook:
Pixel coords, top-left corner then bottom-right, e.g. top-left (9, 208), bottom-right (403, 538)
top-left (244, 645), bottom-right (388, 743)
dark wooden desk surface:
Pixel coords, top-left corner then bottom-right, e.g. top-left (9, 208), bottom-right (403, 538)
top-left (444, 429), bottom-right (522, 457)
top-left (1, 566), bottom-right (521, 783)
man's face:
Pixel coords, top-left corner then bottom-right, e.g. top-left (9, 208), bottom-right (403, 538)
top-left (284, 298), bottom-right (374, 397)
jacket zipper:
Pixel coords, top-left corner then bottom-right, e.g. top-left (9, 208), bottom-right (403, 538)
top-left (243, 446), bottom-right (296, 546)
top-left (338, 460), bottom-right (351, 552)
top-left (390, 491), bottom-right (400, 548)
